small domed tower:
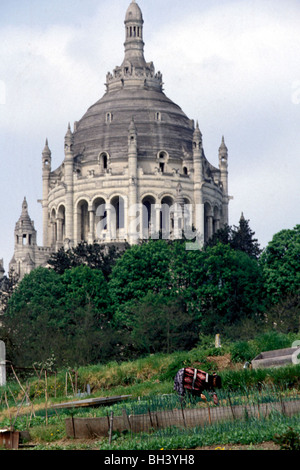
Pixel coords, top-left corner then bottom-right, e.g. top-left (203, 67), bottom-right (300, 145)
top-left (123, 0), bottom-right (145, 68)
top-left (9, 198), bottom-right (37, 279)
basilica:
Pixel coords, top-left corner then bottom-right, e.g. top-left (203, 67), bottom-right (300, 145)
top-left (9, 0), bottom-right (230, 280)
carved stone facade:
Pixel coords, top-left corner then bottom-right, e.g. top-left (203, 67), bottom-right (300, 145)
top-left (9, 0), bottom-right (229, 279)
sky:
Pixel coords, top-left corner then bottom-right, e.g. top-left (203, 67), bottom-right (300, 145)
top-left (0, 0), bottom-right (299, 273)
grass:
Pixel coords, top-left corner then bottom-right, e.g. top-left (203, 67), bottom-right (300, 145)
top-left (97, 413), bottom-right (300, 451)
top-left (1, 331), bottom-right (300, 450)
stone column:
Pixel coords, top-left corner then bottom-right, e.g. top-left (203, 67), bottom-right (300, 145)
top-left (88, 208), bottom-right (95, 244)
top-left (207, 215), bottom-right (213, 240)
top-left (106, 206), bottom-right (112, 241)
top-left (128, 118), bottom-right (139, 244)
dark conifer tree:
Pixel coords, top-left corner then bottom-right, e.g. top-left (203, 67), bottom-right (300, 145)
top-left (231, 213), bottom-right (261, 259)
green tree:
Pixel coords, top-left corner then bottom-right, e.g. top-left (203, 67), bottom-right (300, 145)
top-left (178, 243), bottom-right (265, 334)
top-left (260, 225), bottom-right (300, 304)
top-left (0, 269), bottom-right (19, 313)
top-left (231, 213), bottom-right (261, 259)
top-left (7, 267), bottom-right (64, 313)
top-left (47, 241), bottom-right (127, 280)
top-left (205, 215), bottom-right (261, 259)
top-left (108, 239), bottom-right (176, 327)
top-left (61, 265), bottom-right (110, 314)
top-left (109, 239), bottom-right (264, 334)
top-left (1, 266), bottom-right (116, 367)
top-left (130, 293), bottom-right (199, 355)
top-left (204, 224), bottom-right (232, 248)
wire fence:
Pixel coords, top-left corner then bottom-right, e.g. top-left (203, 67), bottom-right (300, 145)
top-left (122, 386), bottom-right (300, 435)
top-left (65, 384), bottom-right (300, 442)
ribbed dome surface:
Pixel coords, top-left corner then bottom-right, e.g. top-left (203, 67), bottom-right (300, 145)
top-left (73, 86), bottom-right (194, 162)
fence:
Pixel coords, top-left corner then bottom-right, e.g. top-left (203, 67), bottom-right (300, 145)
top-left (65, 386), bottom-right (300, 440)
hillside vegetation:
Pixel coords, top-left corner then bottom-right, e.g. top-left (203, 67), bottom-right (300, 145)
top-left (1, 222), bottom-right (299, 371)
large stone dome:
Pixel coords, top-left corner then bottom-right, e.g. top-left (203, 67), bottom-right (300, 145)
top-left (73, 87), bottom-right (194, 163)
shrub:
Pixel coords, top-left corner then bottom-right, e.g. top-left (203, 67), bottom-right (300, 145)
top-left (255, 331), bottom-right (291, 352)
top-left (230, 341), bottom-right (258, 363)
top-left (273, 427), bottom-right (300, 451)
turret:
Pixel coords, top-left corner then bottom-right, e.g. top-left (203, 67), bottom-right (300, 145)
top-left (64, 123), bottom-right (74, 160)
top-left (106, 0), bottom-right (162, 92)
top-left (219, 136), bottom-right (229, 225)
top-left (42, 138), bottom-right (52, 170)
top-left (219, 136), bottom-right (228, 194)
top-left (123, 0), bottom-right (146, 68)
top-left (128, 117), bottom-right (138, 243)
top-left (42, 139), bottom-right (51, 246)
top-left (192, 122), bottom-right (205, 243)
top-left (193, 121), bottom-right (204, 190)
top-left (9, 199), bottom-right (37, 279)
top-left (14, 198), bottom-right (37, 247)
top-left (64, 123), bottom-right (74, 245)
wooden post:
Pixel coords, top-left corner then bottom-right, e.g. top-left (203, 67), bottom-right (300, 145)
top-left (10, 365), bottom-right (31, 406)
top-left (148, 408), bottom-right (154, 429)
top-left (45, 371), bottom-right (48, 425)
top-left (207, 403), bottom-right (212, 425)
top-left (180, 403), bottom-right (186, 428)
top-left (74, 370), bottom-right (78, 396)
top-left (54, 372), bottom-right (57, 398)
top-left (227, 392), bottom-right (236, 420)
top-left (122, 408), bottom-right (131, 431)
top-left (68, 371), bottom-right (75, 395)
top-left (4, 392), bottom-right (12, 429)
top-left (109, 411), bottom-right (114, 445)
top-left (71, 416), bottom-right (76, 438)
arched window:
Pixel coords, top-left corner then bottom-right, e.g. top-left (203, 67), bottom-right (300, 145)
top-left (99, 152), bottom-right (109, 171)
top-left (157, 151), bottom-right (168, 173)
top-left (106, 112), bottom-right (113, 123)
